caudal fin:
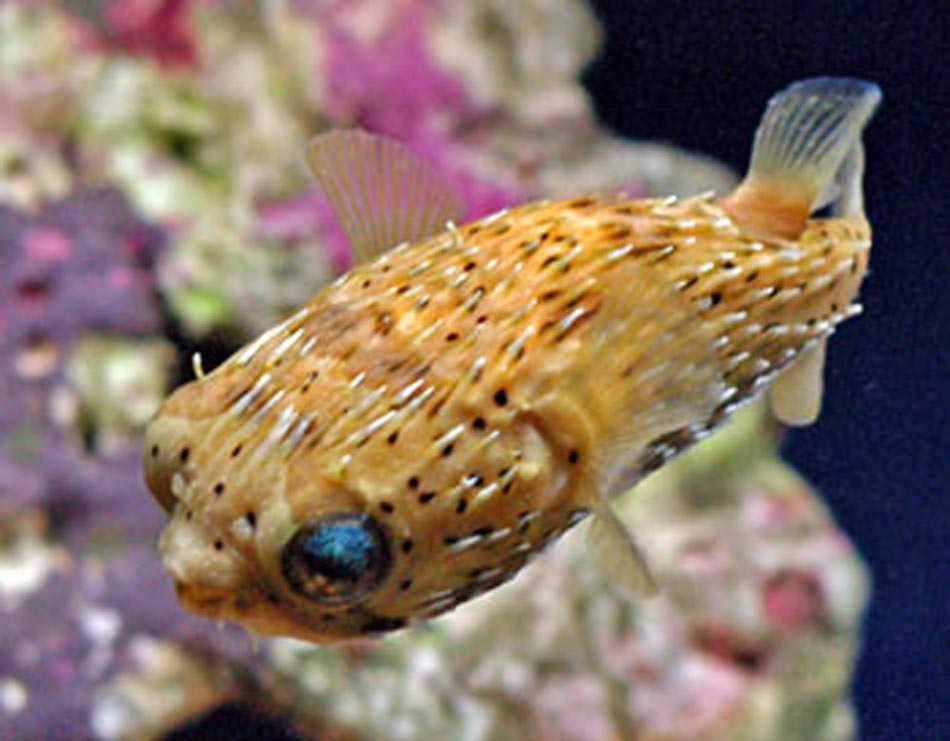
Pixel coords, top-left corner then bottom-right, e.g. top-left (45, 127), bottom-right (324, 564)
top-left (722, 77), bottom-right (881, 238)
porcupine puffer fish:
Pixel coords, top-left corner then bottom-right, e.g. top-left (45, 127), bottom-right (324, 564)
top-left (142, 78), bottom-right (880, 642)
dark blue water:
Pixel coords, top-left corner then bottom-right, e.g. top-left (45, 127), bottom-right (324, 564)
top-left (585, 2), bottom-right (950, 738)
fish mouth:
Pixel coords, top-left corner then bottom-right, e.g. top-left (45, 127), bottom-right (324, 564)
top-left (174, 580), bottom-right (235, 619)
top-left (174, 579), bottom-right (335, 643)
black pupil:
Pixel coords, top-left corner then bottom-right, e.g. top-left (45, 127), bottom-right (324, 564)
top-left (281, 513), bottom-right (390, 604)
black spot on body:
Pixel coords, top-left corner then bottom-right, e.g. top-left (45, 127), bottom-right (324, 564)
top-left (419, 492), bottom-right (436, 504)
top-left (568, 449), bottom-right (580, 464)
top-left (214, 540), bottom-right (224, 551)
top-left (387, 432), bottom-right (399, 445)
top-left (400, 578), bottom-right (413, 590)
top-left (380, 501), bottom-right (395, 514)
top-left (456, 499), bottom-right (468, 514)
top-left (493, 389), bottom-right (508, 407)
top-left (150, 445), bottom-right (159, 457)
top-left (401, 540), bottom-right (413, 553)
top-left (179, 447), bottom-right (190, 463)
top-left (214, 482), bottom-right (225, 496)
top-left (472, 417), bottom-right (486, 431)
top-left (442, 443), bottom-right (454, 457)
top-left (231, 444), bottom-right (242, 458)
top-left (408, 476), bottom-right (420, 489)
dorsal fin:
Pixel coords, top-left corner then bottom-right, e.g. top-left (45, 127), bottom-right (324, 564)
top-left (307, 130), bottom-right (464, 263)
top-left (721, 77), bottom-right (881, 238)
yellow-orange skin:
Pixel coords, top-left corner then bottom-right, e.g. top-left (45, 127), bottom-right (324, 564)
top-left (143, 193), bottom-right (870, 642)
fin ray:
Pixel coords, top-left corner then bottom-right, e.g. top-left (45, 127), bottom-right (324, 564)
top-left (723, 77), bottom-right (881, 236)
top-left (750, 78), bottom-right (878, 191)
top-left (308, 130), bottom-right (465, 263)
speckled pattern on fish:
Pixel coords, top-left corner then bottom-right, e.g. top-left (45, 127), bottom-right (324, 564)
top-left (143, 78), bottom-right (880, 642)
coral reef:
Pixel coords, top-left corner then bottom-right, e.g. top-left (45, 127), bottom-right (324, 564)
top-left (0, 188), bottom-right (254, 738)
top-left (0, 1), bottom-right (865, 739)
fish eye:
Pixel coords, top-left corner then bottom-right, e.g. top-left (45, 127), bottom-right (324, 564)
top-left (280, 512), bottom-right (391, 604)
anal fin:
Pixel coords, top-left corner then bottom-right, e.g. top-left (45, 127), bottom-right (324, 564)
top-left (769, 339), bottom-right (827, 426)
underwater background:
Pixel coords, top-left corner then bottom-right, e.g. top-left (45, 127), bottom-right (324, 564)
top-left (0, 1), bottom-right (945, 739)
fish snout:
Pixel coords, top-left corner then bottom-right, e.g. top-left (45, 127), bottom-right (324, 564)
top-left (158, 512), bottom-right (248, 605)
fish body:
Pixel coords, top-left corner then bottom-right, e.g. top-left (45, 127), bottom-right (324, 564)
top-left (143, 78), bottom-right (879, 642)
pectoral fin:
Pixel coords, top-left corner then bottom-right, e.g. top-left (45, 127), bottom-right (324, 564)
top-left (307, 130), bottom-right (464, 263)
top-left (585, 499), bottom-right (658, 598)
top-left (565, 260), bottom-right (727, 494)
top-left (769, 339), bottom-right (827, 426)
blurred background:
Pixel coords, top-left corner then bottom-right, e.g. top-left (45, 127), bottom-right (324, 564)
top-left (1, 1), bottom-right (946, 739)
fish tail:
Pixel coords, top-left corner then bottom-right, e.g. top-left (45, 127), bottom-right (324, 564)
top-left (722, 77), bottom-right (881, 238)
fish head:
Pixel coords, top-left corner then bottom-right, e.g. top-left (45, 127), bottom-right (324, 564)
top-left (143, 374), bottom-right (400, 642)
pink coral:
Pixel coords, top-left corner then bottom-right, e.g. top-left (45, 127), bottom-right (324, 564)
top-left (259, 190), bottom-right (353, 273)
top-left (72, 0), bottom-right (198, 68)
top-left (319, 0), bottom-right (523, 224)
top-left (762, 569), bottom-right (828, 630)
top-left (322, 1), bottom-right (474, 140)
